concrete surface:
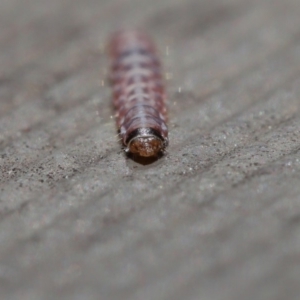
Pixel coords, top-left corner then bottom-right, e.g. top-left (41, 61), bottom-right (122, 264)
top-left (1, 0), bottom-right (300, 299)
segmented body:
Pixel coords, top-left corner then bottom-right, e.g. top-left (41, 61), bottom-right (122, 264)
top-left (109, 30), bottom-right (168, 157)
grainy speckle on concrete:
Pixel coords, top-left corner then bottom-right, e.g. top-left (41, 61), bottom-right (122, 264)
top-left (1, 0), bottom-right (300, 299)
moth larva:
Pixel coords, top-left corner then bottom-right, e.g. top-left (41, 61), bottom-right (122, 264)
top-left (108, 30), bottom-right (168, 157)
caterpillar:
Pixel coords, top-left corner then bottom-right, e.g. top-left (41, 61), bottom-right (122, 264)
top-left (108, 30), bottom-right (168, 157)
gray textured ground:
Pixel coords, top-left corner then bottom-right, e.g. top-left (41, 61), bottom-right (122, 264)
top-left (1, 0), bottom-right (300, 299)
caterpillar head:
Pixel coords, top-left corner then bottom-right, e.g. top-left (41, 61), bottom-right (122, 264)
top-left (126, 128), bottom-right (167, 157)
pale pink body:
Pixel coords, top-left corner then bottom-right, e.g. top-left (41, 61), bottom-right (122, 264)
top-left (109, 30), bottom-right (168, 157)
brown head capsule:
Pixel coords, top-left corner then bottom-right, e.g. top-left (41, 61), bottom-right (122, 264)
top-left (108, 30), bottom-right (168, 157)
